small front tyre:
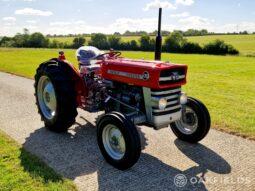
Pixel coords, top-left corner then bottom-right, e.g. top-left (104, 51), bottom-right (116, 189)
top-left (170, 97), bottom-right (211, 143)
top-left (97, 112), bottom-right (141, 170)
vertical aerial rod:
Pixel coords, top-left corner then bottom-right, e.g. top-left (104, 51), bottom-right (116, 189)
top-left (154, 8), bottom-right (162, 61)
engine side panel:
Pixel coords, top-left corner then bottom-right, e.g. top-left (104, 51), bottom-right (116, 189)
top-left (101, 58), bottom-right (187, 89)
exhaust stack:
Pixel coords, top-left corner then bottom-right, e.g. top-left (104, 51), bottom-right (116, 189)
top-left (154, 8), bottom-right (162, 61)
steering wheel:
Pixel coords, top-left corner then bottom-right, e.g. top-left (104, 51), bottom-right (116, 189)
top-left (95, 51), bottom-right (121, 59)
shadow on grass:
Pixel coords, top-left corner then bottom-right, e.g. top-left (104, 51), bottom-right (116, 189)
top-left (19, 148), bottom-right (64, 183)
top-left (20, 116), bottom-right (231, 190)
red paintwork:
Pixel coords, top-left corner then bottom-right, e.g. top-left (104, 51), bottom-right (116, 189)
top-left (101, 58), bottom-right (187, 89)
top-left (59, 56), bottom-right (187, 107)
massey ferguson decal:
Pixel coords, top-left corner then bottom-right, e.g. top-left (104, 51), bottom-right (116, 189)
top-left (107, 70), bottom-right (150, 80)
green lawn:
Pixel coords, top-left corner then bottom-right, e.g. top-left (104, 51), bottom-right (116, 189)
top-left (0, 48), bottom-right (254, 140)
top-left (49, 34), bottom-right (255, 55)
top-left (0, 130), bottom-right (77, 191)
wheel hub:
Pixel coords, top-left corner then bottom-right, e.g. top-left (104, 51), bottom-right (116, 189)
top-left (102, 124), bottom-right (126, 160)
top-left (45, 92), bottom-right (50, 103)
top-left (37, 76), bottom-right (57, 120)
top-left (109, 130), bottom-right (125, 153)
top-left (176, 107), bottom-right (198, 135)
top-left (42, 82), bottom-right (56, 111)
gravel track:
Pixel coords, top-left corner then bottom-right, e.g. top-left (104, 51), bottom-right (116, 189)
top-left (0, 72), bottom-right (254, 191)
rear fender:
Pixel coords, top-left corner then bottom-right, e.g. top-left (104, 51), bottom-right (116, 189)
top-left (46, 58), bottom-right (86, 108)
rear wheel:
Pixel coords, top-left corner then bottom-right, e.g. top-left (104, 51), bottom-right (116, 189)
top-left (97, 112), bottom-right (141, 170)
top-left (34, 60), bottom-right (78, 132)
top-left (170, 97), bottom-right (210, 143)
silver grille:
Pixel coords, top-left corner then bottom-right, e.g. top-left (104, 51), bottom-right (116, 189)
top-left (151, 86), bottom-right (181, 116)
top-left (142, 86), bottom-right (182, 129)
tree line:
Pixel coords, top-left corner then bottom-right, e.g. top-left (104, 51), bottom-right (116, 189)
top-left (46, 29), bottom-right (253, 38)
top-left (0, 30), bottom-right (239, 55)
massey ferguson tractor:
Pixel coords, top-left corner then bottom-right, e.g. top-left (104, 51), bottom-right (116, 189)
top-left (34, 8), bottom-right (210, 170)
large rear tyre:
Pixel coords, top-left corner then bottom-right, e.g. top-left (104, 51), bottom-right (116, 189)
top-left (97, 112), bottom-right (141, 170)
top-left (34, 60), bottom-right (78, 132)
top-left (170, 97), bottom-right (211, 143)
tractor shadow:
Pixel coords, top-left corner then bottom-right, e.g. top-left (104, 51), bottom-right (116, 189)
top-left (20, 116), bottom-right (231, 191)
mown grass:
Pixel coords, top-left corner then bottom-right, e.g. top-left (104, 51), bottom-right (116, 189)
top-left (0, 130), bottom-right (77, 191)
top-left (49, 34), bottom-right (255, 55)
top-left (0, 48), bottom-right (254, 140)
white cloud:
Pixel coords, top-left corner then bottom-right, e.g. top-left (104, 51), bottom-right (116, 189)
top-left (170, 12), bottom-right (189, 18)
top-left (43, 17), bottom-right (175, 35)
top-left (143, 0), bottom-right (176, 11)
top-left (15, 8), bottom-right (53, 16)
top-left (2, 17), bottom-right (16, 21)
top-left (50, 22), bottom-right (72, 26)
top-left (175, 0), bottom-right (194, 6)
top-left (179, 16), bottom-right (213, 27)
top-left (110, 18), bottom-right (158, 32)
top-left (26, 19), bottom-right (39, 24)
top-left (74, 20), bottom-right (85, 25)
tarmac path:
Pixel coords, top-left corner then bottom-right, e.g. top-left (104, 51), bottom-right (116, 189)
top-left (0, 72), bottom-right (254, 191)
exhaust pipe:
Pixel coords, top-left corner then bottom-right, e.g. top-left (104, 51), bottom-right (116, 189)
top-left (154, 8), bottom-right (162, 61)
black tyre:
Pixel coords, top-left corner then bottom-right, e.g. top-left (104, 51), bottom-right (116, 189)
top-left (34, 60), bottom-right (78, 132)
top-left (170, 97), bottom-right (211, 143)
top-left (97, 112), bottom-right (141, 170)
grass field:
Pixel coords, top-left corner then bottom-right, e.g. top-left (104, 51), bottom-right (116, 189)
top-left (0, 130), bottom-right (77, 191)
top-left (0, 48), bottom-right (254, 140)
top-left (188, 35), bottom-right (255, 55)
top-left (50, 34), bottom-right (255, 55)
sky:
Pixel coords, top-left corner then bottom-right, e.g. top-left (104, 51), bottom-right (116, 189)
top-left (1, 0), bottom-right (255, 36)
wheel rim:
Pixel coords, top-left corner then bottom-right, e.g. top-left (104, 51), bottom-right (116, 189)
top-left (37, 76), bottom-right (57, 120)
top-left (102, 124), bottom-right (126, 160)
top-left (175, 106), bottom-right (198, 135)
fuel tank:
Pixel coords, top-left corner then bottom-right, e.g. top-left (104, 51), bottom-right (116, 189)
top-left (101, 58), bottom-right (188, 89)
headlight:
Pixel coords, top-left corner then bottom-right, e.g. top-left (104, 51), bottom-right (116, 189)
top-left (151, 97), bottom-right (167, 110)
top-left (180, 92), bottom-right (187, 105)
top-left (158, 98), bottom-right (167, 110)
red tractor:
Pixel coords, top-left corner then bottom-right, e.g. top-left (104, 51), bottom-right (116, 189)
top-left (34, 9), bottom-right (210, 170)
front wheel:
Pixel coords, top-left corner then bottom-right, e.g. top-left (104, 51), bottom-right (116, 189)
top-left (97, 112), bottom-right (141, 170)
top-left (170, 97), bottom-right (211, 143)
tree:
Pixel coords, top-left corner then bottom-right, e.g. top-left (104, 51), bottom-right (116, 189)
top-left (23, 28), bottom-right (29, 35)
top-left (163, 31), bottom-right (186, 52)
top-left (0, 36), bottom-right (15, 47)
top-left (72, 37), bottom-right (86, 48)
top-left (49, 39), bottom-right (60, 48)
top-left (13, 33), bottom-right (30, 47)
top-left (28, 32), bottom-right (49, 47)
top-left (113, 32), bottom-right (121, 36)
top-left (203, 39), bottom-right (239, 55)
top-left (182, 41), bottom-right (202, 53)
top-left (108, 35), bottom-right (121, 49)
top-left (130, 40), bottom-right (138, 50)
top-left (89, 33), bottom-right (109, 49)
top-left (139, 35), bottom-right (154, 51)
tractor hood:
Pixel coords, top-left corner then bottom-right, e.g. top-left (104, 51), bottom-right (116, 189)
top-left (101, 58), bottom-right (188, 89)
